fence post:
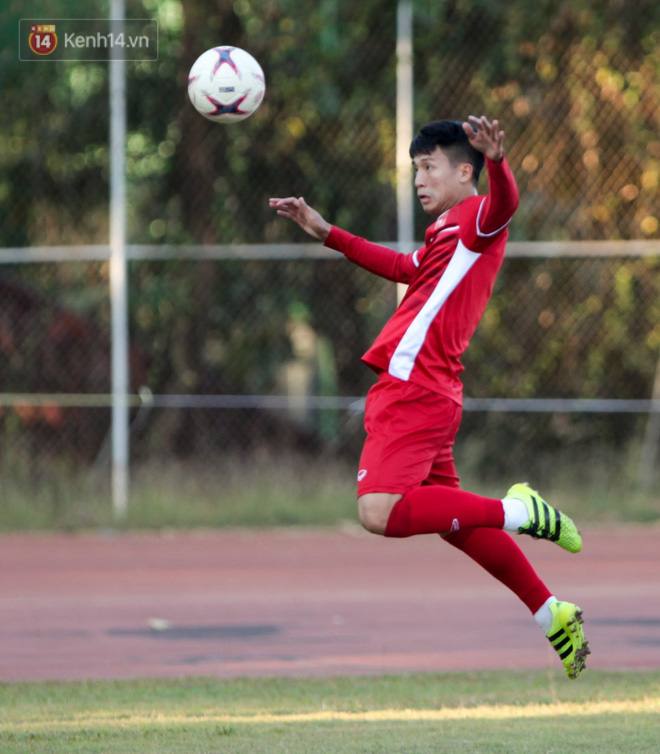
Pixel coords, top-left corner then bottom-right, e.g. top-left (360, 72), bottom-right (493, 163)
top-left (109, 0), bottom-right (130, 520)
top-left (639, 356), bottom-right (660, 491)
top-left (396, 1), bottom-right (414, 302)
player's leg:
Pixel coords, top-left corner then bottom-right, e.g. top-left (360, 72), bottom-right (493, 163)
top-left (403, 444), bottom-right (590, 677)
top-left (425, 458), bottom-right (552, 611)
top-left (358, 376), bottom-right (581, 551)
top-left (358, 375), bottom-right (499, 534)
top-left (425, 460), bottom-right (589, 679)
top-left (378, 481), bottom-right (582, 552)
top-left (358, 492), bottom-right (402, 534)
top-left (357, 375), bottom-right (580, 548)
top-left (356, 373), bottom-right (458, 533)
top-left (445, 527), bottom-right (551, 608)
top-left (444, 526), bottom-right (589, 677)
top-left (380, 484), bottom-right (505, 536)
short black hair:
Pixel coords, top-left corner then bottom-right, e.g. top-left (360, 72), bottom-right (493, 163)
top-left (409, 120), bottom-right (485, 186)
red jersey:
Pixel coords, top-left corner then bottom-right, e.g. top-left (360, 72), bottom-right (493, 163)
top-left (324, 157), bottom-right (519, 405)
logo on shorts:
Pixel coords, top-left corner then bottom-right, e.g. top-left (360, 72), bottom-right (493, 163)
top-left (357, 469), bottom-right (368, 482)
top-left (449, 518), bottom-right (460, 532)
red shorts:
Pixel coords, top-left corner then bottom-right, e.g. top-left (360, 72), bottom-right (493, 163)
top-left (357, 372), bottom-right (462, 497)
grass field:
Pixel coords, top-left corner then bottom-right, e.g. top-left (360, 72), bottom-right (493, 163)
top-left (1, 451), bottom-right (659, 531)
top-left (1, 670), bottom-right (660, 753)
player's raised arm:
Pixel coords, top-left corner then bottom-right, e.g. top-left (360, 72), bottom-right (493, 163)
top-left (268, 196), bottom-right (331, 241)
top-left (462, 115), bottom-right (519, 238)
top-left (269, 196), bottom-right (416, 283)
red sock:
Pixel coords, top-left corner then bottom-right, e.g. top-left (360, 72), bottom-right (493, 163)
top-left (443, 527), bottom-right (552, 614)
top-left (384, 485), bottom-right (504, 538)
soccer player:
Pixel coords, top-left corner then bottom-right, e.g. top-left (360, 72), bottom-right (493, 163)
top-left (269, 116), bottom-right (590, 679)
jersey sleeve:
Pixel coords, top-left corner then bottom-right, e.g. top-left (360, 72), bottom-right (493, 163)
top-left (324, 226), bottom-right (417, 283)
top-left (460, 157), bottom-right (519, 253)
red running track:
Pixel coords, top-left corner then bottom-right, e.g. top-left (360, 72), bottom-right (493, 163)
top-left (0, 526), bottom-right (658, 681)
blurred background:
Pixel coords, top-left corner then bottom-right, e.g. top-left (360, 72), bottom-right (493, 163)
top-left (0, 0), bottom-right (658, 529)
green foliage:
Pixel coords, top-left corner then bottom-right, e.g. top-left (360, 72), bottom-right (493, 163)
top-left (463, 256), bottom-right (660, 402)
top-left (414, 0), bottom-right (660, 241)
top-left (0, 0), bottom-right (658, 469)
top-left (3, 1), bottom-right (659, 241)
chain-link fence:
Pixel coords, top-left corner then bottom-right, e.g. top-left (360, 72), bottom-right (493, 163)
top-left (0, 0), bottom-right (659, 523)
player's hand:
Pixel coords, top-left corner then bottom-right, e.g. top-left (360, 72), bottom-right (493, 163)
top-left (463, 116), bottom-right (505, 162)
top-left (269, 196), bottom-right (332, 241)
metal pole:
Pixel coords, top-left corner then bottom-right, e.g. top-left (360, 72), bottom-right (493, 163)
top-left (396, 1), bottom-right (414, 301)
top-left (109, 0), bottom-right (129, 520)
top-left (639, 356), bottom-right (660, 490)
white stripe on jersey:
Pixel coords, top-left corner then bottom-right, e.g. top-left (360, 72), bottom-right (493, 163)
top-left (476, 197), bottom-right (512, 238)
top-left (388, 239), bottom-right (481, 381)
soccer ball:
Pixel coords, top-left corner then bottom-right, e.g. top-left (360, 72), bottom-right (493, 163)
top-left (187, 46), bottom-right (266, 124)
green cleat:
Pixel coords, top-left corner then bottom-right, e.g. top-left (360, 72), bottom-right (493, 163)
top-left (546, 600), bottom-right (590, 679)
top-left (506, 482), bottom-right (582, 553)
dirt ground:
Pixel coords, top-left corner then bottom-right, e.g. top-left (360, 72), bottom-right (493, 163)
top-left (1, 525), bottom-right (658, 681)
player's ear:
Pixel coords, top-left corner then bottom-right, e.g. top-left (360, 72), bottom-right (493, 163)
top-left (459, 162), bottom-right (474, 184)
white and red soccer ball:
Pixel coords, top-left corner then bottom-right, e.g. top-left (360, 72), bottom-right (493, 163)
top-left (187, 46), bottom-right (266, 124)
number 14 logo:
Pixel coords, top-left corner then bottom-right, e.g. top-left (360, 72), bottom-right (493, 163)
top-left (29, 24), bottom-right (58, 55)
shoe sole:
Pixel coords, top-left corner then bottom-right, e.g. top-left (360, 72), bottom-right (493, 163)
top-left (565, 609), bottom-right (591, 679)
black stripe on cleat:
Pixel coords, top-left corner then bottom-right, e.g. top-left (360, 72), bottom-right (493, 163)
top-left (550, 507), bottom-right (561, 542)
top-left (531, 495), bottom-right (540, 525)
top-left (540, 501), bottom-right (552, 540)
top-left (554, 643), bottom-right (571, 658)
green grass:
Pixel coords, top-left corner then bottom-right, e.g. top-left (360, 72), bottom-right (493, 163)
top-left (1, 671), bottom-right (660, 752)
top-left (0, 450), bottom-right (658, 531)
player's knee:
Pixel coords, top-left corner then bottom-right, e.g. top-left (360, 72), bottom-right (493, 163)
top-left (358, 501), bottom-right (386, 534)
top-left (357, 494), bottom-right (400, 535)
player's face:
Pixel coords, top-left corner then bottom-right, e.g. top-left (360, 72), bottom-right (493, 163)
top-left (413, 147), bottom-right (472, 216)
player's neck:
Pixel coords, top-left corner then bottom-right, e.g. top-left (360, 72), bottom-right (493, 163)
top-left (434, 186), bottom-right (478, 217)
